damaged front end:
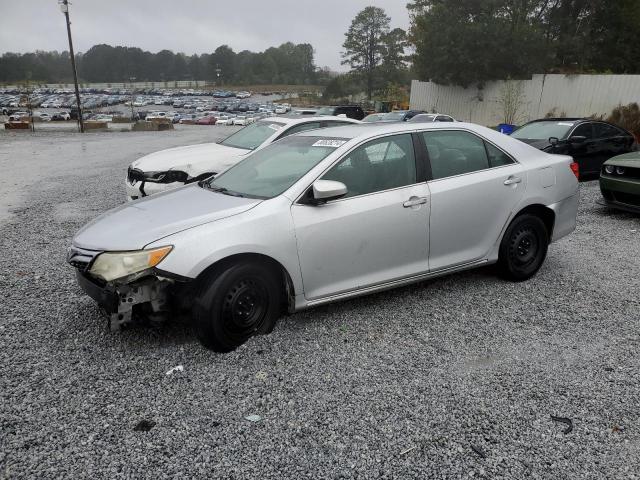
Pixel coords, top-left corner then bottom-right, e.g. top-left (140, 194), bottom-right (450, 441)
top-left (68, 245), bottom-right (190, 330)
top-left (127, 166), bottom-right (215, 198)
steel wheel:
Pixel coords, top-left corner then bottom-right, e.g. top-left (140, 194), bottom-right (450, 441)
top-left (221, 278), bottom-right (269, 342)
top-left (508, 226), bottom-right (540, 269)
top-left (194, 261), bottom-right (282, 352)
top-left (498, 214), bottom-right (549, 281)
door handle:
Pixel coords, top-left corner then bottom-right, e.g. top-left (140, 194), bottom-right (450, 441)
top-left (403, 197), bottom-right (428, 208)
top-left (504, 176), bottom-right (522, 186)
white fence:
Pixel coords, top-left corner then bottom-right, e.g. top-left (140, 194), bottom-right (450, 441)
top-left (410, 74), bottom-right (640, 126)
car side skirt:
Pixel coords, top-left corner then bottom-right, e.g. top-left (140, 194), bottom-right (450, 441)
top-left (295, 258), bottom-right (490, 311)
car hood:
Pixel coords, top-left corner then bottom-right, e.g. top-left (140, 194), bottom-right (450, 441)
top-left (130, 142), bottom-right (250, 177)
top-left (73, 184), bottom-right (261, 251)
top-left (604, 152), bottom-right (640, 167)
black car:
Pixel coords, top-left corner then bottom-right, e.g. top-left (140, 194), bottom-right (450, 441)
top-left (316, 105), bottom-right (365, 120)
top-left (511, 118), bottom-right (636, 178)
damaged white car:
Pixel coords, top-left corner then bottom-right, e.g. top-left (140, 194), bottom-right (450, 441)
top-left (70, 122), bottom-right (579, 352)
top-left (125, 116), bottom-right (360, 200)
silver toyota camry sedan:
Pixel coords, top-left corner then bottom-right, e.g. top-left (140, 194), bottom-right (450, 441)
top-left (68, 122), bottom-right (579, 352)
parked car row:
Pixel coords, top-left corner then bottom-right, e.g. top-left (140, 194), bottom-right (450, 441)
top-left (7, 111), bottom-right (70, 122)
top-left (0, 89), bottom-right (290, 117)
top-left (0, 92), bottom-right (129, 111)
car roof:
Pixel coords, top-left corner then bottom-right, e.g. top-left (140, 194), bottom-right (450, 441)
top-left (295, 122), bottom-right (434, 139)
top-left (524, 117), bottom-right (631, 133)
top-left (294, 121), bottom-right (534, 146)
top-left (528, 118), bottom-right (583, 123)
top-left (261, 115), bottom-right (360, 126)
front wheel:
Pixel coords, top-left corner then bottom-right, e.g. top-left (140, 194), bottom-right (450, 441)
top-left (194, 262), bottom-right (282, 352)
top-left (497, 214), bottom-right (549, 281)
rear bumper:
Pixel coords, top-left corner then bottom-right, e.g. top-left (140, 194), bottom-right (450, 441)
top-left (548, 190), bottom-right (579, 243)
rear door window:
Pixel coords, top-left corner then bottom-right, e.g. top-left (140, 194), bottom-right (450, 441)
top-left (421, 131), bottom-right (492, 179)
top-left (485, 142), bottom-right (515, 167)
top-left (570, 123), bottom-right (594, 139)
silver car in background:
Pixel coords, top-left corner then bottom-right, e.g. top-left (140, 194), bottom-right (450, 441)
top-left (69, 123), bottom-right (579, 352)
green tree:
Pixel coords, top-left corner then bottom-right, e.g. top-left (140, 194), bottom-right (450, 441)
top-left (342, 6), bottom-right (391, 99)
top-left (211, 45), bottom-right (236, 85)
top-left (380, 27), bottom-right (409, 86)
top-left (0, 42), bottom-right (319, 85)
top-left (187, 54), bottom-right (203, 80)
top-left (408, 0), bottom-right (640, 86)
top-left (172, 53), bottom-right (188, 80)
top-left (543, 0), bottom-right (640, 73)
top-left (323, 73), bottom-right (362, 101)
top-left (408, 0), bottom-right (549, 87)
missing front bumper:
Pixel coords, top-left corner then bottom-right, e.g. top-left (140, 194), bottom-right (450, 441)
top-left (76, 271), bottom-right (172, 330)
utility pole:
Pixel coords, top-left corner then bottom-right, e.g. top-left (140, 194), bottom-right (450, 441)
top-left (129, 77), bottom-right (136, 121)
top-left (59, 0), bottom-right (84, 132)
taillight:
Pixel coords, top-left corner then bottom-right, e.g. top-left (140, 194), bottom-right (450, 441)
top-left (570, 162), bottom-right (579, 180)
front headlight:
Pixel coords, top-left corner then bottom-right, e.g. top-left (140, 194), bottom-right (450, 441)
top-left (604, 165), bottom-right (615, 174)
top-left (616, 166), bottom-right (626, 175)
top-left (89, 246), bottom-right (173, 282)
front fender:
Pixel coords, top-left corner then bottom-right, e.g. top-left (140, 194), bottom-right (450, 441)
top-left (145, 197), bottom-right (304, 297)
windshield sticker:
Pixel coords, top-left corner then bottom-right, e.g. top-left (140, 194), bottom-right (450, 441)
top-left (312, 139), bottom-right (347, 148)
top-left (268, 124), bottom-right (282, 130)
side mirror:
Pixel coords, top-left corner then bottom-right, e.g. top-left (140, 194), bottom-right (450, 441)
top-left (310, 180), bottom-right (347, 204)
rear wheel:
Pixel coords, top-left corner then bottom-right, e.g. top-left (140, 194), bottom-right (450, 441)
top-left (497, 214), bottom-right (549, 281)
top-left (194, 261), bottom-right (282, 352)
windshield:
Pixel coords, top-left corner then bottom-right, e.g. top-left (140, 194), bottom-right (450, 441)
top-left (511, 121), bottom-right (575, 141)
top-left (219, 120), bottom-right (285, 150)
top-left (204, 136), bottom-right (347, 199)
top-left (383, 111), bottom-right (407, 121)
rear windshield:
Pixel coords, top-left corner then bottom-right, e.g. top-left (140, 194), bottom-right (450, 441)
top-left (219, 120), bottom-right (285, 150)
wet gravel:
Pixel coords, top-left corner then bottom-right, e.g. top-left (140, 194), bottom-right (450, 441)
top-left (1, 130), bottom-right (640, 479)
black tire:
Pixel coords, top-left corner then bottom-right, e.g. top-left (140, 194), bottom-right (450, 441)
top-left (497, 214), bottom-right (549, 281)
top-left (194, 261), bottom-right (282, 352)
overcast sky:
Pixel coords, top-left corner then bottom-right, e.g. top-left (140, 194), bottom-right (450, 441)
top-left (0, 0), bottom-right (410, 71)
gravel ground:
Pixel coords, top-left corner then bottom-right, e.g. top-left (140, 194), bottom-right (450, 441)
top-left (1, 130), bottom-right (639, 479)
